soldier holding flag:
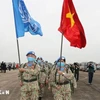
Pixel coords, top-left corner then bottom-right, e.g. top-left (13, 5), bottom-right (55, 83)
top-left (18, 51), bottom-right (40, 100)
top-left (48, 56), bottom-right (73, 100)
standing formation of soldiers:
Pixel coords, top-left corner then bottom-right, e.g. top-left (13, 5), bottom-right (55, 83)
top-left (0, 61), bottom-right (7, 73)
top-left (0, 62), bottom-right (16, 72)
top-left (18, 50), bottom-right (78, 100)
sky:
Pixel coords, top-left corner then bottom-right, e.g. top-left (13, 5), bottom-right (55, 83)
top-left (0, 0), bottom-right (100, 64)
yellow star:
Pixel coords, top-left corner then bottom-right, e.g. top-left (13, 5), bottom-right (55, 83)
top-left (66, 12), bottom-right (75, 27)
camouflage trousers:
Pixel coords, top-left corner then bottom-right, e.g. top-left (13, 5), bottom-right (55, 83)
top-left (39, 83), bottom-right (45, 97)
top-left (20, 90), bottom-right (39, 100)
top-left (54, 92), bottom-right (72, 100)
top-left (52, 84), bottom-right (72, 100)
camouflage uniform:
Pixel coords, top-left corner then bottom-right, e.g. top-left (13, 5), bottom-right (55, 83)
top-left (49, 65), bottom-right (73, 100)
top-left (70, 76), bottom-right (77, 94)
top-left (44, 62), bottom-right (54, 83)
top-left (66, 65), bottom-right (77, 94)
top-left (38, 62), bottom-right (47, 98)
top-left (19, 63), bottom-right (40, 100)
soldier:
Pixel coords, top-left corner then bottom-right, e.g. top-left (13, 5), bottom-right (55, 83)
top-left (18, 51), bottom-right (40, 100)
top-left (8, 63), bottom-right (12, 71)
top-left (74, 63), bottom-right (80, 82)
top-left (44, 61), bottom-right (51, 75)
top-left (1, 61), bottom-right (4, 73)
top-left (87, 63), bottom-right (95, 85)
top-left (48, 56), bottom-right (74, 100)
top-left (1, 61), bottom-right (6, 73)
top-left (69, 64), bottom-right (75, 73)
top-left (37, 57), bottom-right (48, 100)
top-left (50, 61), bottom-right (57, 72)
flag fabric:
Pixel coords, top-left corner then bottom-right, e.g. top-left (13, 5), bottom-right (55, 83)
top-left (12, 0), bottom-right (43, 38)
top-left (58, 0), bottom-right (86, 48)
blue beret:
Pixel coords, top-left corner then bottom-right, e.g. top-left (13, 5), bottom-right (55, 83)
top-left (38, 57), bottom-right (42, 59)
top-left (26, 51), bottom-right (36, 56)
top-left (57, 56), bottom-right (66, 62)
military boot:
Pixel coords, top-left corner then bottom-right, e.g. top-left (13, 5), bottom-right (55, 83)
top-left (38, 97), bottom-right (42, 100)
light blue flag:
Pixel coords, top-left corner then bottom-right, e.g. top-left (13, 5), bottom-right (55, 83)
top-left (12, 0), bottom-right (43, 38)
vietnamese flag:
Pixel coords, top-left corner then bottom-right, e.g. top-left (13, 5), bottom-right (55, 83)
top-left (58, 0), bottom-right (86, 48)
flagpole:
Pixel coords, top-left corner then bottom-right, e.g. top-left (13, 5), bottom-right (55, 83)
top-left (16, 38), bottom-right (23, 82)
top-left (16, 38), bottom-right (21, 65)
top-left (59, 34), bottom-right (64, 83)
top-left (60, 34), bottom-right (63, 60)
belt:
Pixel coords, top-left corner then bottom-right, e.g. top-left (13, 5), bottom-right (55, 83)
top-left (41, 70), bottom-right (45, 72)
top-left (40, 69), bottom-right (45, 72)
top-left (23, 78), bottom-right (37, 82)
top-left (56, 81), bottom-right (69, 85)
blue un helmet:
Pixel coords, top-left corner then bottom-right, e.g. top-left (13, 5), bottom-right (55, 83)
top-left (57, 56), bottom-right (66, 62)
top-left (26, 51), bottom-right (36, 56)
top-left (37, 57), bottom-right (43, 63)
top-left (38, 57), bottom-right (43, 60)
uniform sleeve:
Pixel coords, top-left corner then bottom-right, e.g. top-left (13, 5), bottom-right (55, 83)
top-left (44, 65), bottom-right (50, 80)
top-left (45, 71), bottom-right (49, 81)
top-left (18, 64), bottom-right (24, 82)
top-left (63, 68), bottom-right (74, 80)
top-left (48, 70), bottom-right (58, 88)
top-left (18, 72), bottom-right (23, 82)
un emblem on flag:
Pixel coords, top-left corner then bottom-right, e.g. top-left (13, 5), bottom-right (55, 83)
top-left (19, 0), bottom-right (30, 23)
top-left (29, 23), bottom-right (38, 33)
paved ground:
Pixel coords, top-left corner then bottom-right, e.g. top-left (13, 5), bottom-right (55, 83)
top-left (0, 70), bottom-right (100, 100)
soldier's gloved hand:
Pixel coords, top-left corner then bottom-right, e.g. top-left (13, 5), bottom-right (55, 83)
top-left (19, 68), bottom-right (26, 72)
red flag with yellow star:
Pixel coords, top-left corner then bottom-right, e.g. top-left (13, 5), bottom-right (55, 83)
top-left (58, 0), bottom-right (86, 48)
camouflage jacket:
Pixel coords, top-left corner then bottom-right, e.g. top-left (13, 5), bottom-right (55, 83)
top-left (18, 64), bottom-right (40, 91)
top-left (48, 67), bottom-right (74, 92)
top-left (38, 62), bottom-right (48, 83)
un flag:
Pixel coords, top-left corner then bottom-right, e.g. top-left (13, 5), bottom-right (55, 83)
top-left (12, 0), bottom-right (43, 38)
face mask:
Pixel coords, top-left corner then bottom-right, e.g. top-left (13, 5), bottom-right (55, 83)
top-left (37, 60), bottom-right (42, 63)
top-left (27, 57), bottom-right (36, 62)
top-left (57, 62), bottom-right (65, 67)
top-left (57, 62), bottom-right (65, 71)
